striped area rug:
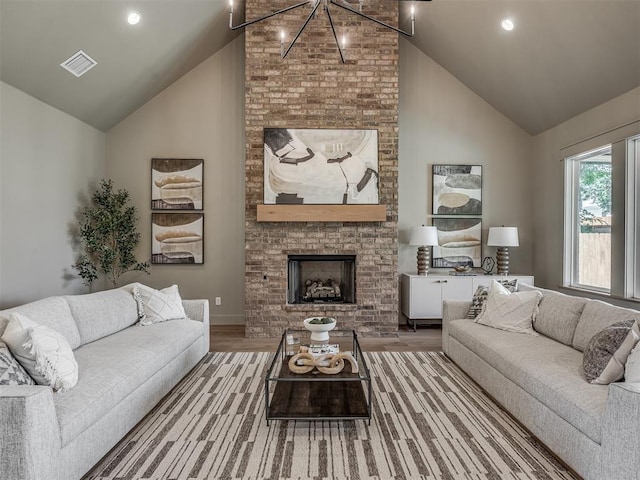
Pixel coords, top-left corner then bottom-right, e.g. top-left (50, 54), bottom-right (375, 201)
top-left (87, 352), bottom-right (577, 480)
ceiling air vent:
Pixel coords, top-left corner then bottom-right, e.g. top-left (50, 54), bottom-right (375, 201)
top-left (60, 50), bottom-right (97, 77)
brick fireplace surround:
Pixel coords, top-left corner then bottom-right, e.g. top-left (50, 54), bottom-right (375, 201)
top-left (244, 0), bottom-right (399, 337)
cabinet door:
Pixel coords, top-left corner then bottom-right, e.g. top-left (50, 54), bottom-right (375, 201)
top-left (441, 277), bottom-right (473, 301)
top-left (409, 277), bottom-right (443, 318)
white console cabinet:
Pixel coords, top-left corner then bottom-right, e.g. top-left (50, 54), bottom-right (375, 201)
top-left (400, 273), bottom-right (534, 330)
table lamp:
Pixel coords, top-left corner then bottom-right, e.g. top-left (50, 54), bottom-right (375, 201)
top-left (409, 225), bottom-right (439, 276)
top-left (487, 226), bottom-right (519, 275)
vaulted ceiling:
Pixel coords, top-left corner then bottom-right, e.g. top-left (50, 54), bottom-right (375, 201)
top-left (1, 0), bottom-right (639, 134)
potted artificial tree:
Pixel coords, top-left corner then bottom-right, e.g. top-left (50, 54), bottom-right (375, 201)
top-left (73, 179), bottom-right (150, 288)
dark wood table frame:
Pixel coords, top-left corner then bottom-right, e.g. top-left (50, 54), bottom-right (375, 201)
top-left (265, 329), bottom-right (372, 425)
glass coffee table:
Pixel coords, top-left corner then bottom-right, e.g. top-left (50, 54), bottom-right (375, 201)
top-left (265, 329), bottom-right (372, 424)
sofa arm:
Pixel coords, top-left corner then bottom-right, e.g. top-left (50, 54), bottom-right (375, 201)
top-left (442, 300), bottom-right (471, 323)
top-left (183, 299), bottom-right (210, 354)
top-left (442, 301), bottom-right (471, 355)
top-left (601, 382), bottom-right (640, 479)
top-left (0, 386), bottom-right (61, 480)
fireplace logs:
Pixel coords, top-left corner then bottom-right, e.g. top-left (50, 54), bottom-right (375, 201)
top-left (303, 279), bottom-right (342, 301)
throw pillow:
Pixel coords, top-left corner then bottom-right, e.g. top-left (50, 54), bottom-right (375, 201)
top-left (134, 284), bottom-right (187, 326)
top-left (467, 278), bottom-right (519, 319)
top-left (475, 280), bottom-right (542, 335)
top-left (0, 340), bottom-right (35, 386)
top-left (625, 342), bottom-right (640, 383)
top-left (583, 319), bottom-right (640, 384)
top-left (1, 312), bottom-right (78, 392)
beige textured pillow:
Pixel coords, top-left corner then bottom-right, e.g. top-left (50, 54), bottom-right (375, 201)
top-left (467, 279), bottom-right (518, 319)
top-left (475, 281), bottom-right (542, 335)
top-left (583, 320), bottom-right (640, 384)
top-left (625, 341), bottom-right (640, 383)
top-left (134, 284), bottom-right (187, 326)
top-left (1, 312), bottom-right (78, 392)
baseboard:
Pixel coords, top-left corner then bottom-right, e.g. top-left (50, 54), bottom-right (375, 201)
top-left (209, 315), bottom-right (245, 325)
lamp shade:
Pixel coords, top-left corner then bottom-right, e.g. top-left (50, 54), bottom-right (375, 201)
top-left (409, 225), bottom-right (439, 246)
top-left (487, 227), bottom-right (519, 247)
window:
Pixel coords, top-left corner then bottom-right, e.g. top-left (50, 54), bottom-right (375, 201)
top-left (564, 145), bottom-right (612, 292)
top-left (564, 128), bottom-right (640, 302)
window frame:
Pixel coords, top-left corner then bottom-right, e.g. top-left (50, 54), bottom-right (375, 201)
top-left (625, 135), bottom-right (640, 300)
top-left (563, 144), bottom-right (612, 294)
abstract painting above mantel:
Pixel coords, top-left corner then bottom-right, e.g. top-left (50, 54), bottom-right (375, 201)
top-left (263, 128), bottom-right (379, 205)
top-left (432, 218), bottom-right (482, 268)
top-left (432, 165), bottom-right (482, 215)
top-left (151, 158), bottom-right (203, 210)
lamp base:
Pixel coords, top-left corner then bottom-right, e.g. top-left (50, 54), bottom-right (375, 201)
top-left (496, 247), bottom-right (510, 275)
top-left (417, 246), bottom-right (430, 276)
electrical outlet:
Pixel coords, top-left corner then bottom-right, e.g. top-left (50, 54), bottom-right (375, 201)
top-left (215, 297), bottom-right (222, 306)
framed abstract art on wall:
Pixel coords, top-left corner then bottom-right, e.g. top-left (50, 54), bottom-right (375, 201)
top-left (151, 158), bottom-right (203, 210)
top-left (263, 128), bottom-right (379, 205)
top-left (432, 165), bottom-right (482, 215)
top-left (431, 217), bottom-right (482, 268)
top-left (151, 213), bottom-right (204, 264)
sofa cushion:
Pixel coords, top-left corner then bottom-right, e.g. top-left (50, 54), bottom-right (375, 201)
top-left (519, 284), bottom-right (588, 346)
top-left (583, 320), bottom-right (640, 384)
top-left (0, 297), bottom-right (81, 349)
top-left (53, 319), bottom-right (204, 446)
top-left (573, 300), bottom-right (640, 352)
top-left (65, 284), bottom-right (139, 345)
top-left (448, 318), bottom-right (609, 443)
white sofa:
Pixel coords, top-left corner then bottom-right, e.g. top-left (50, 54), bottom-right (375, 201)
top-left (0, 284), bottom-right (209, 480)
top-left (443, 284), bottom-right (640, 480)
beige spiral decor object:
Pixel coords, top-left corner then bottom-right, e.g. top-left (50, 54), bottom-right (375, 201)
top-left (288, 352), bottom-right (359, 375)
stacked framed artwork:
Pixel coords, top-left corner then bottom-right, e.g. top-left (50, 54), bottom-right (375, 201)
top-left (150, 158), bottom-right (204, 264)
top-left (431, 165), bottom-right (483, 268)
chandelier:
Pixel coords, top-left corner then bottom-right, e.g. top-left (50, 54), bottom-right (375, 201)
top-left (229, 0), bottom-right (427, 63)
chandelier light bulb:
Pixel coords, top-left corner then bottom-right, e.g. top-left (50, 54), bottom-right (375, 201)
top-left (280, 30), bottom-right (285, 41)
top-left (411, 5), bottom-right (415, 18)
top-left (501, 18), bottom-right (514, 31)
top-left (127, 12), bottom-right (140, 25)
top-left (341, 35), bottom-right (347, 48)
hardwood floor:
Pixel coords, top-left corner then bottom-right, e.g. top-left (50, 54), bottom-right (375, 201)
top-left (210, 324), bottom-right (442, 352)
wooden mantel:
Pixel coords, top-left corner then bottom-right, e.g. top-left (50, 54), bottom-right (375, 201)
top-left (256, 204), bottom-right (387, 222)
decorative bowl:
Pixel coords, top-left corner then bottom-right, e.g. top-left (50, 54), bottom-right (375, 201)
top-left (303, 317), bottom-right (336, 342)
top-left (453, 265), bottom-right (472, 273)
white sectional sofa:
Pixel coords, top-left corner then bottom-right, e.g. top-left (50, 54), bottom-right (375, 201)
top-left (443, 284), bottom-right (640, 480)
top-left (0, 284), bottom-right (209, 480)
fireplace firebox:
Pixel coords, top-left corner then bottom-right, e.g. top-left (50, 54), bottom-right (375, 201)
top-left (287, 254), bottom-right (356, 304)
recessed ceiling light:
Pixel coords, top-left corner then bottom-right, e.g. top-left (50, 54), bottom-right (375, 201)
top-left (127, 12), bottom-right (141, 25)
top-left (501, 18), bottom-right (514, 31)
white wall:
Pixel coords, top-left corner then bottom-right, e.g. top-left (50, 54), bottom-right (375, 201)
top-left (531, 87), bottom-right (640, 302)
top-left (0, 82), bottom-right (106, 307)
top-left (105, 37), bottom-right (245, 325)
top-left (398, 39), bottom-right (534, 277)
